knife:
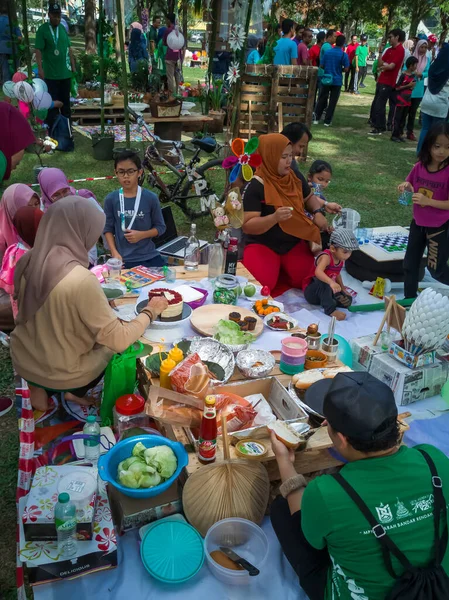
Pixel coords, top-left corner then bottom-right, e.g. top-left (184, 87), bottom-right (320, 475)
top-left (219, 546), bottom-right (260, 576)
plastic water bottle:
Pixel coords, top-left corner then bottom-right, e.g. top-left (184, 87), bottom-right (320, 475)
top-left (184, 223), bottom-right (200, 271)
top-left (208, 236), bottom-right (224, 279)
top-left (54, 493), bottom-right (77, 557)
top-left (83, 415), bottom-right (100, 464)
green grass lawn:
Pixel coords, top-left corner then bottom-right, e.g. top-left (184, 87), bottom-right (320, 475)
top-left (0, 71), bottom-right (420, 598)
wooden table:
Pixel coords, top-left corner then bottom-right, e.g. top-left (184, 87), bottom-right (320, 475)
top-left (141, 114), bottom-right (213, 141)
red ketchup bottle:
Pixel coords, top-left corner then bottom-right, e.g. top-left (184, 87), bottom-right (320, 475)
top-left (198, 395), bottom-right (217, 464)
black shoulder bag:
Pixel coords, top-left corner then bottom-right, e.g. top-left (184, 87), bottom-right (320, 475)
top-left (332, 448), bottom-right (449, 600)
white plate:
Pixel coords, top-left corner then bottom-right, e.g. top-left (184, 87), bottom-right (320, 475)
top-left (182, 101), bottom-right (195, 111)
top-left (264, 312), bottom-right (298, 331)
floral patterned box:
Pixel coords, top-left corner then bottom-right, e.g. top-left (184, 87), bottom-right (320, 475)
top-left (22, 465), bottom-right (97, 542)
top-left (19, 478), bottom-right (117, 586)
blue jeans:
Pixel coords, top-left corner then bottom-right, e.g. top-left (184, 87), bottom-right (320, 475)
top-left (417, 113), bottom-right (445, 153)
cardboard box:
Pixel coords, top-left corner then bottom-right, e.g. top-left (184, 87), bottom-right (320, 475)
top-left (19, 480), bottom-right (117, 586)
top-left (351, 334), bottom-right (388, 372)
top-left (369, 353), bottom-right (448, 406)
top-left (108, 481), bottom-right (183, 535)
top-left (22, 465), bottom-right (97, 542)
top-left (389, 340), bottom-right (436, 370)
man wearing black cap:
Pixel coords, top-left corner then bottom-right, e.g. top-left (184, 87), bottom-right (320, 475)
top-left (270, 372), bottom-right (449, 600)
top-left (35, 3), bottom-right (76, 132)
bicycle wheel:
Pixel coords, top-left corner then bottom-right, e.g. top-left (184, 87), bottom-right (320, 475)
top-left (178, 158), bottom-right (228, 219)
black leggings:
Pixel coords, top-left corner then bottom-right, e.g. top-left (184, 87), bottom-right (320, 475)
top-left (271, 496), bottom-right (331, 600)
top-left (404, 219), bottom-right (449, 298)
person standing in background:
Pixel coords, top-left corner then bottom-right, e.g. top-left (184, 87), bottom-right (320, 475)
top-left (344, 34), bottom-right (358, 92)
top-left (309, 31), bottom-right (324, 67)
top-left (273, 19), bottom-right (298, 66)
top-left (353, 34), bottom-right (369, 92)
top-left (406, 39), bottom-right (430, 141)
top-left (297, 28), bottom-right (312, 66)
top-left (148, 15), bottom-right (160, 66)
top-left (0, 2), bottom-right (21, 85)
top-left (163, 13), bottom-right (183, 96)
top-left (294, 25), bottom-right (304, 46)
top-left (369, 28), bottom-right (405, 136)
top-left (319, 29), bottom-right (336, 64)
top-left (314, 35), bottom-right (349, 127)
top-left (35, 3), bottom-right (76, 132)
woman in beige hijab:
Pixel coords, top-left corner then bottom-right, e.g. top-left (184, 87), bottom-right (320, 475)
top-left (11, 196), bottom-right (167, 411)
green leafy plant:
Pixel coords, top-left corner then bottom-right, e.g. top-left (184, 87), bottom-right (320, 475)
top-left (131, 59), bottom-right (149, 92)
top-left (208, 79), bottom-right (224, 111)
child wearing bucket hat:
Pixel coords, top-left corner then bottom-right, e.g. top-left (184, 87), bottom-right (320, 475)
top-left (304, 228), bottom-right (359, 321)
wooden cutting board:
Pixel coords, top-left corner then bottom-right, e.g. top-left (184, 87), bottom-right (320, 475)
top-left (190, 304), bottom-right (264, 338)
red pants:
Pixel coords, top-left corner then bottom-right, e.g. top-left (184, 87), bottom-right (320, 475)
top-left (243, 242), bottom-right (314, 297)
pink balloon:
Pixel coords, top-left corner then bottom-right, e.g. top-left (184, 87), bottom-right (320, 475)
top-left (12, 71), bottom-right (27, 83)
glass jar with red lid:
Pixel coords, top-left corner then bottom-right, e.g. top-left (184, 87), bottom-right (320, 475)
top-left (113, 394), bottom-right (149, 438)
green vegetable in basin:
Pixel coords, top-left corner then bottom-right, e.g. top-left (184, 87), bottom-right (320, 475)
top-left (116, 441), bottom-right (178, 489)
top-left (144, 446), bottom-right (178, 479)
top-left (214, 319), bottom-right (255, 346)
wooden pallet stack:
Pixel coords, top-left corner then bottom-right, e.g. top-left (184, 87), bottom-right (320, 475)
top-left (235, 65), bottom-right (318, 138)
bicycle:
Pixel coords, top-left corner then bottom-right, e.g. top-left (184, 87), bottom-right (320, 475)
top-left (127, 106), bottom-right (228, 219)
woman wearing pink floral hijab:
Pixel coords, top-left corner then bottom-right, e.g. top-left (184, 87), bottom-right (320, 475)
top-left (0, 184), bottom-right (40, 262)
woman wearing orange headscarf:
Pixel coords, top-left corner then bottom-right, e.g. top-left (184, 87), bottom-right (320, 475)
top-left (242, 134), bottom-right (322, 295)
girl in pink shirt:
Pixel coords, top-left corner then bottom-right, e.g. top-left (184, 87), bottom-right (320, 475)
top-left (399, 122), bottom-right (449, 297)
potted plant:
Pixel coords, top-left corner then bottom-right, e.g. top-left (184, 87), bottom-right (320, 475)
top-left (207, 79), bottom-right (225, 133)
top-left (91, 0), bottom-right (115, 160)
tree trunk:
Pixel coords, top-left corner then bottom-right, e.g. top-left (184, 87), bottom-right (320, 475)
top-left (85, 0), bottom-right (97, 54)
top-left (441, 12), bottom-right (449, 45)
top-left (409, 12), bottom-right (420, 39)
top-left (115, 0), bottom-right (125, 59)
top-left (182, 0), bottom-right (188, 51)
top-left (384, 6), bottom-right (395, 42)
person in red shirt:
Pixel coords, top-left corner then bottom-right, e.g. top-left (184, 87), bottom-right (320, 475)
top-left (309, 31), bottom-right (324, 67)
top-left (369, 28), bottom-right (406, 135)
top-left (344, 34), bottom-right (358, 91)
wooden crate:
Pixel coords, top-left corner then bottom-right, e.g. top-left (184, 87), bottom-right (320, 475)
top-left (72, 103), bottom-right (127, 125)
top-left (236, 65), bottom-right (318, 138)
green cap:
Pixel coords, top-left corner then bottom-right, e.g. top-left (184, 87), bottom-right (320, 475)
top-left (58, 493), bottom-right (70, 503)
top-left (86, 415), bottom-right (96, 423)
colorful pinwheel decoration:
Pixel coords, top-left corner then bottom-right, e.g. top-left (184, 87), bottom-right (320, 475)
top-left (222, 137), bottom-right (262, 183)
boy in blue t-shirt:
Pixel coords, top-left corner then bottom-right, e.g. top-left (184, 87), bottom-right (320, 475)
top-left (273, 19), bottom-right (298, 66)
top-left (104, 151), bottom-right (167, 269)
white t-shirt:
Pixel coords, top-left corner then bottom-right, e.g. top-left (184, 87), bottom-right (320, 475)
top-left (421, 81), bottom-right (449, 118)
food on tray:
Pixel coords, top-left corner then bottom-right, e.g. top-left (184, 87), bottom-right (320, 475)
top-left (239, 320), bottom-right (249, 331)
top-left (210, 550), bottom-right (245, 570)
top-left (322, 366), bottom-right (353, 378)
top-left (267, 420), bottom-right (304, 450)
top-left (117, 441), bottom-right (177, 489)
top-left (244, 316), bottom-right (257, 331)
top-left (253, 298), bottom-right (281, 317)
top-left (292, 370), bottom-right (325, 389)
top-left (215, 393), bottom-right (257, 434)
top-left (229, 311), bottom-right (241, 323)
top-left (170, 353), bottom-right (213, 399)
top-left (267, 315), bottom-right (294, 330)
top-left (148, 288), bottom-right (183, 321)
top-left (215, 319), bottom-right (255, 345)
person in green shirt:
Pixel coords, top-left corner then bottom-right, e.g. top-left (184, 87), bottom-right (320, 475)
top-left (270, 371), bottom-right (449, 600)
top-left (148, 15), bottom-right (161, 67)
top-left (35, 3), bottom-right (75, 133)
top-left (354, 33), bottom-right (369, 92)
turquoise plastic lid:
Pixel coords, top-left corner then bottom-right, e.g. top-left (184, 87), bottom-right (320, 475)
top-left (140, 521), bottom-right (204, 583)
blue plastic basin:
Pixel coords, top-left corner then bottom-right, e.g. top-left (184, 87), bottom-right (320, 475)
top-left (98, 434), bottom-right (188, 498)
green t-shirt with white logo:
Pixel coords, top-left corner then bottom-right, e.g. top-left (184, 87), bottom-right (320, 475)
top-left (301, 444), bottom-right (449, 600)
top-left (35, 22), bottom-right (72, 80)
